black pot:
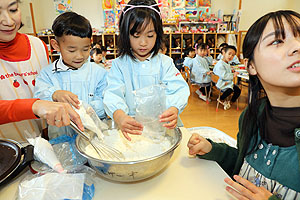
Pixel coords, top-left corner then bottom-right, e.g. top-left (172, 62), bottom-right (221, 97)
top-left (0, 139), bottom-right (34, 186)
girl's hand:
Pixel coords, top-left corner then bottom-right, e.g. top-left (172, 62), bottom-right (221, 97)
top-left (159, 107), bottom-right (178, 129)
top-left (187, 133), bottom-right (212, 155)
top-left (32, 100), bottom-right (84, 131)
top-left (224, 175), bottom-right (272, 200)
top-left (52, 90), bottom-right (80, 109)
top-left (113, 110), bottom-right (143, 141)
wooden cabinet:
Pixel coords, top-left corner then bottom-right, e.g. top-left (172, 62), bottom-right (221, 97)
top-left (165, 32), bottom-right (241, 60)
top-left (38, 35), bottom-right (59, 62)
top-left (39, 32), bottom-right (242, 62)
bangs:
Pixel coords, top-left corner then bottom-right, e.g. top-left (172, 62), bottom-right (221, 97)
top-left (272, 12), bottom-right (300, 40)
top-left (129, 15), bottom-right (152, 35)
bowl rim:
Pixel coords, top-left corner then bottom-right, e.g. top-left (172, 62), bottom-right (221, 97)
top-left (75, 127), bottom-right (182, 164)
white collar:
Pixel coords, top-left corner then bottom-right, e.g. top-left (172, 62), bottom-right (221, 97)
top-left (52, 56), bottom-right (78, 73)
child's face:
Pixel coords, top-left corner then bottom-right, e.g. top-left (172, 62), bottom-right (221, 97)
top-left (223, 49), bottom-right (236, 63)
top-left (188, 50), bottom-right (195, 58)
top-left (92, 52), bottom-right (103, 64)
top-left (52, 35), bottom-right (91, 69)
top-left (0, 0), bottom-right (22, 42)
top-left (197, 48), bottom-right (207, 57)
top-left (129, 21), bottom-right (157, 61)
top-left (250, 17), bottom-right (300, 89)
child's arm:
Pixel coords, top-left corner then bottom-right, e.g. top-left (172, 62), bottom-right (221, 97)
top-left (160, 56), bottom-right (190, 115)
top-left (103, 61), bottom-right (129, 118)
top-left (88, 70), bottom-right (108, 119)
top-left (213, 63), bottom-right (234, 80)
top-left (34, 66), bottom-right (80, 109)
top-left (34, 66), bottom-right (62, 102)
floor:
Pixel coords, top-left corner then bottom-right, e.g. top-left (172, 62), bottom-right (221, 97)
top-left (180, 84), bottom-right (249, 139)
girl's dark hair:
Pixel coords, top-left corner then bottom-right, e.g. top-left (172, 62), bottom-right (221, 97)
top-left (195, 43), bottom-right (208, 50)
top-left (183, 47), bottom-right (194, 57)
top-left (118, 0), bottom-right (163, 59)
top-left (90, 48), bottom-right (102, 56)
top-left (241, 10), bottom-right (300, 156)
top-left (224, 45), bottom-right (237, 53)
top-left (52, 12), bottom-right (92, 39)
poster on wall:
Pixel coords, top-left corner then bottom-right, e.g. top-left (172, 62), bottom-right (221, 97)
top-left (172, 0), bottom-right (185, 8)
top-left (103, 9), bottom-right (115, 28)
top-left (185, 0), bottom-right (196, 7)
top-left (198, 0), bottom-right (211, 7)
top-left (198, 7), bottom-right (211, 19)
top-left (186, 7), bottom-right (198, 21)
top-left (172, 8), bottom-right (186, 21)
top-left (158, 0), bottom-right (171, 7)
top-left (53, 0), bottom-right (72, 15)
top-left (115, 0), bottom-right (129, 10)
top-left (103, 0), bottom-right (113, 9)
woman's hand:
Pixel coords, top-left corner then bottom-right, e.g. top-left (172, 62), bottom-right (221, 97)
top-left (52, 90), bottom-right (80, 109)
top-left (224, 175), bottom-right (272, 200)
top-left (113, 110), bottom-right (143, 141)
top-left (187, 133), bottom-right (212, 156)
top-left (32, 100), bottom-right (84, 131)
top-left (159, 107), bottom-right (178, 129)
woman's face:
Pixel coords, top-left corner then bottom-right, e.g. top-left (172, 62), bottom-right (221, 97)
top-left (250, 17), bottom-right (300, 90)
top-left (0, 0), bottom-right (21, 42)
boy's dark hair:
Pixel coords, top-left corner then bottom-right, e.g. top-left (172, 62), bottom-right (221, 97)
top-left (224, 45), bottom-right (237, 53)
top-left (183, 47), bottom-right (194, 57)
top-left (118, 0), bottom-right (163, 59)
top-left (90, 48), bottom-right (102, 57)
top-left (52, 11), bottom-right (92, 39)
top-left (219, 42), bottom-right (228, 52)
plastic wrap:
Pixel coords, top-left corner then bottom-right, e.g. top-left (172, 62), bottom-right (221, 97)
top-left (133, 84), bottom-right (167, 139)
top-left (16, 165), bottom-right (96, 200)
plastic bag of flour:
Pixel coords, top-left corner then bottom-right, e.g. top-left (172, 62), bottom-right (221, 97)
top-left (133, 84), bottom-right (167, 139)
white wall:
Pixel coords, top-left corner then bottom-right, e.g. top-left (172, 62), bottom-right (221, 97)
top-left (19, 0), bottom-right (299, 34)
top-left (239, 0), bottom-right (297, 30)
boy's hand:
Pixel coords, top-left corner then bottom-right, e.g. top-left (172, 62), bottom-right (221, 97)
top-left (113, 110), bottom-right (143, 141)
top-left (224, 175), bottom-right (272, 200)
top-left (187, 133), bottom-right (212, 155)
top-left (159, 107), bottom-right (178, 129)
top-left (52, 90), bottom-right (80, 109)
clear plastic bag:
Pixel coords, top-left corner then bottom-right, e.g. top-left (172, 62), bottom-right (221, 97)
top-left (133, 84), bottom-right (167, 139)
top-left (16, 165), bottom-right (96, 200)
top-left (75, 101), bottom-right (109, 139)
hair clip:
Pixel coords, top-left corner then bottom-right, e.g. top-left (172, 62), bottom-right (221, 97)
top-left (122, 3), bottom-right (162, 18)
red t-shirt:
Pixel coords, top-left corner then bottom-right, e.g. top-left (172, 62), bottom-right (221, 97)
top-left (0, 99), bottom-right (39, 125)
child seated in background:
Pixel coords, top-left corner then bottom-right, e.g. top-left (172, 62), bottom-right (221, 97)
top-left (213, 45), bottom-right (241, 110)
top-left (101, 46), bottom-right (108, 65)
top-left (191, 43), bottom-right (212, 101)
top-left (34, 11), bottom-right (107, 138)
top-left (90, 48), bottom-right (105, 68)
top-left (183, 47), bottom-right (195, 70)
top-left (217, 43), bottom-right (240, 65)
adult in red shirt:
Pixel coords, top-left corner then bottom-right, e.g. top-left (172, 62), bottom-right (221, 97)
top-left (0, 99), bottom-right (84, 131)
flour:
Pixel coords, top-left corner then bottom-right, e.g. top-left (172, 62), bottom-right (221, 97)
top-left (84, 129), bottom-right (173, 162)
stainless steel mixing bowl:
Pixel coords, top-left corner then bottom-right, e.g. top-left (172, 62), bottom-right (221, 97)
top-left (75, 128), bottom-right (182, 182)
